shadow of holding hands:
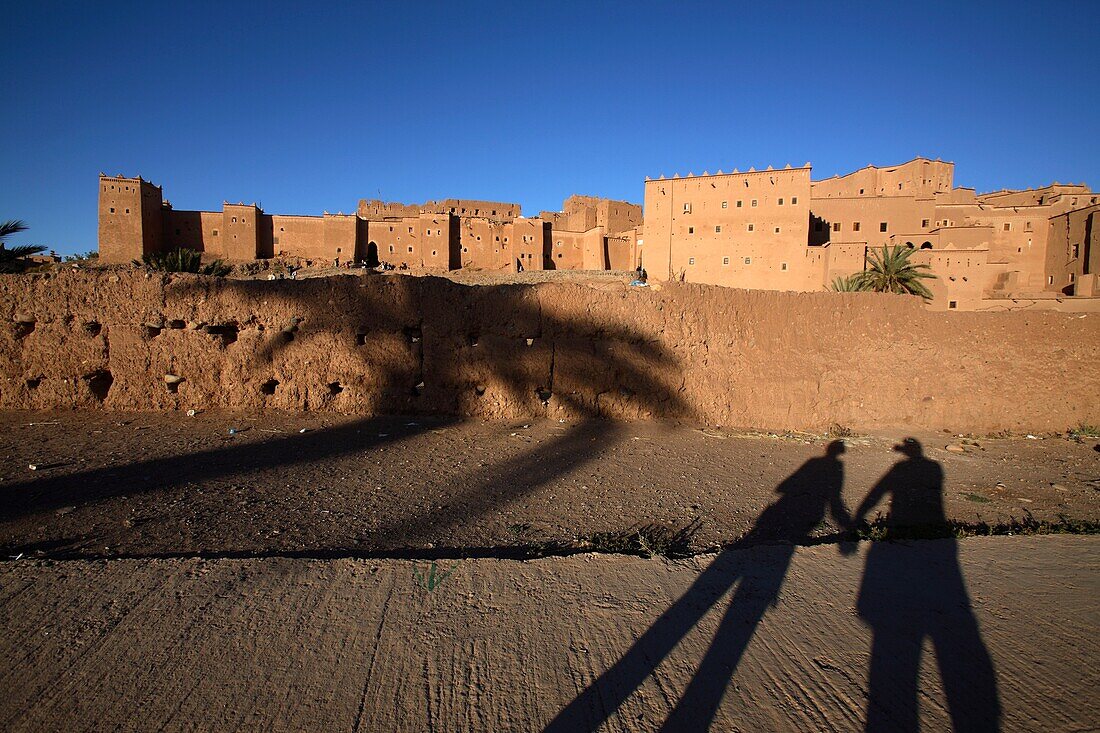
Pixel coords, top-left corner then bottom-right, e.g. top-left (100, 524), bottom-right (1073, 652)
top-left (854, 438), bottom-right (1000, 732)
top-left (545, 440), bottom-right (852, 732)
top-left (545, 438), bottom-right (1001, 732)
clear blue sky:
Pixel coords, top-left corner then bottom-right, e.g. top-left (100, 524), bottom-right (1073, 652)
top-left (3, 0), bottom-right (1098, 255)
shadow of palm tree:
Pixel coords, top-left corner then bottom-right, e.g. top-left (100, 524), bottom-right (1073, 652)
top-left (1, 273), bottom-right (688, 555)
top-left (853, 438), bottom-right (1000, 732)
top-left (544, 440), bottom-right (852, 732)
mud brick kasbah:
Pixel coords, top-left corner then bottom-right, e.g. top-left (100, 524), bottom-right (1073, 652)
top-left (98, 157), bottom-right (1098, 311)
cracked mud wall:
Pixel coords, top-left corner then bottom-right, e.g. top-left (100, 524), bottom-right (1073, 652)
top-left (0, 271), bottom-right (1096, 432)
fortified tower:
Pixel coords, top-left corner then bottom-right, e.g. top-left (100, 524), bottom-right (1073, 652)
top-left (98, 175), bottom-right (163, 263)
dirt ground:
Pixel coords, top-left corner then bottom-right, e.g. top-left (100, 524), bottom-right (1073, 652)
top-left (0, 536), bottom-right (1095, 732)
top-left (1, 410), bottom-right (1096, 559)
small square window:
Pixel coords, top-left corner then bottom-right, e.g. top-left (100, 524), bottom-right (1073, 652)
top-left (774, 227), bottom-right (780, 233)
top-left (408, 246), bottom-right (413, 253)
top-left (722, 257), bottom-right (729, 265)
top-left (751, 199), bottom-right (758, 207)
top-left (791, 197), bottom-right (798, 205)
top-left (744, 257), bottom-right (751, 265)
top-left (1003, 223), bottom-right (1011, 231)
top-left (949, 301), bottom-right (957, 309)
top-left (109, 207), bottom-right (115, 213)
top-left (232, 217), bottom-right (237, 223)
top-left (715, 225), bottom-right (721, 233)
top-left (853, 222), bottom-right (861, 232)
top-left (721, 201), bottom-right (728, 209)
top-left (859, 188), bottom-right (865, 195)
top-left (212, 229), bottom-right (218, 236)
top-left (125, 208), bottom-right (130, 214)
top-left (781, 262), bottom-right (788, 271)
top-left (389, 245), bottom-right (395, 253)
top-left (778, 198), bottom-right (784, 205)
top-left (736, 200), bottom-right (743, 208)
top-left (880, 222), bottom-right (888, 232)
top-left (688, 257), bottom-right (695, 265)
top-left (688, 227), bottom-right (694, 234)
top-left (1048, 275), bottom-right (1054, 285)
top-left (747, 224), bottom-right (755, 232)
top-left (921, 219), bottom-right (929, 228)
top-left (683, 203), bottom-right (692, 214)
top-left (1072, 244), bottom-right (1080, 258)
top-left (432, 250), bottom-right (437, 256)
top-left (832, 222), bottom-right (841, 232)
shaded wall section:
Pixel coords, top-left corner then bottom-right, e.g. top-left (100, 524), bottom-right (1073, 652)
top-left (0, 272), bottom-right (1096, 432)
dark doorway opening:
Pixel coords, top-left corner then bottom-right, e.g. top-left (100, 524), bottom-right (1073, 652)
top-left (366, 242), bottom-right (379, 267)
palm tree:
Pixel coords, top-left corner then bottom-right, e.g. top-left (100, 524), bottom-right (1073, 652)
top-left (859, 245), bottom-right (936, 299)
top-left (829, 274), bottom-right (868, 292)
top-left (0, 220), bottom-right (47, 273)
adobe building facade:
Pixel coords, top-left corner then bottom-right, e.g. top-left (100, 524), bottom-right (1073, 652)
top-left (641, 158), bottom-right (1098, 309)
top-left (98, 175), bottom-right (640, 275)
top-left (98, 159), bottom-right (1097, 310)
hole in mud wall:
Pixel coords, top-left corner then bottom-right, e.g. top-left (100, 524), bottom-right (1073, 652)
top-left (403, 326), bottom-right (422, 345)
top-left (474, 384), bottom-right (486, 396)
top-left (84, 370), bottom-right (114, 402)
top-left (25, 377), bottom-right (42, 390)
top-left (467, 333), bottom-right (479, 347)
top-left (83, 321), bottom-right (102, 337)
top-left (140, 324), bottom-right (162, 340)
top-left (355, 331), bottom-right (367, 346)
top-left (204, 323), bottom-right (239, 346)
top-left (536, 387), bottom-right (552, 403)
top-left (167, 320), bottom-right (186, 330)
top-left (13, 321), bottom-right (35, 340)
top-left (279, 317), bottom-right (303, 344)
top-left (260, 378), bottom-right (279, 396)
top-left (327, 381), bottom-right (344, 396)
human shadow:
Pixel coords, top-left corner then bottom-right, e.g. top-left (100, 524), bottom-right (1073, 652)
top-left (544, 440), bottom-right (852, 732)
top-left (853, 438), bottom-right (1000, 732)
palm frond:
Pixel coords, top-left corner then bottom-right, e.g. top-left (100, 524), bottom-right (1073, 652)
top-left (140, 248), bottom-right (230, 277)
top-left (0, 242), bottom-right (49, 273)
top-left (830, 273), bottom-right (869, 292)
top-left (0, 220), bottom-right (29, 242)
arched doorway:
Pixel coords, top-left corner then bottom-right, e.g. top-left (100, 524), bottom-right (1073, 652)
top-left (366, 241), bottom-right (379, 267)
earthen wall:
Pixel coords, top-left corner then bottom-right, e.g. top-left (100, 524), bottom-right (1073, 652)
top-left (1, 271), bottom-right (1096, 432)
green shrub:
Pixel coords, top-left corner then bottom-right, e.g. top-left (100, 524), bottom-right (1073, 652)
top-left (137, 248), bottom-right (231, 276)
